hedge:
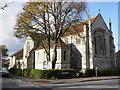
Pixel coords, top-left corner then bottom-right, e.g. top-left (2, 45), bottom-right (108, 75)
top-left (97, 68), bottom-right (120, 76)
top-left (83, 68), bottom-right (120, 77)
top-left (9, 68), bottom-right (80, 79)
top-left (9, 68), bottom-right (120, 79)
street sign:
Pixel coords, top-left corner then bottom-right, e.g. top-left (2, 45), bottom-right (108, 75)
top-left (61, 72), bottom-right (69, 75)
top-left (43, 61), bottom-right (52, 69)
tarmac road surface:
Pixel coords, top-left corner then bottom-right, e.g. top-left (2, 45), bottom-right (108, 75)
top-left (1, 77), bottom-right (120, 90)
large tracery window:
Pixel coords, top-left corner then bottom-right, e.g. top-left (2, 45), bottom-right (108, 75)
top-left (94, 30), bottom-right (106, 55)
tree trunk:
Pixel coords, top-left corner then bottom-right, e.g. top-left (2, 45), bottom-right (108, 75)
top-left (52, 42), bottom-right (57, 69)
top-left (46, 34), bottom-right (50, 61)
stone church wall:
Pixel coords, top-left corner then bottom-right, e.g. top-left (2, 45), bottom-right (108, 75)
top-left (116, 50), bottom-right (120, 68)
top-left (91, 14), bottom-right (115, 69)
top-left (35, 48), bottom-right (70, 69)
top-left (94, 57), bottom-right (111, 69)
top-left (61, 32), bottom-right (86, 70)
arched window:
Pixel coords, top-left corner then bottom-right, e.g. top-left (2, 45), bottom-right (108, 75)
top-left (64, 51), bottom-right (66, 61)
top-left (18, 62), bottom-right (20, 69)
top-left (94, 29), bottom-right (106, 55)
top-left (26, 42), bottom-right (30, 56)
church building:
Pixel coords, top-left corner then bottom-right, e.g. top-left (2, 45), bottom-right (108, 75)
top-left (9, 13), bottom-right (116, 70)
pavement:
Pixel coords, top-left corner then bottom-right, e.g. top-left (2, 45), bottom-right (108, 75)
top-left (10, 74), bottom-right (120, 85)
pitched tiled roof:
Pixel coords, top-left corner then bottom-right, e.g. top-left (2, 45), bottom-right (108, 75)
top-left (36, 39), bottom-right (67, 50)
top-left (62, 16), bottom-right (96, 37)
top-left (35, 16), bottom-right (97, 50)
top-left (82, 16), bottom-right (96, 24)
top-left (10, 48), bottom-right (23, 57)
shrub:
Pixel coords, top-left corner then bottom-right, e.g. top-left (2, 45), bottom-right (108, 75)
top-left (98, 68), bottom-right (120, 76)
top-left (9, 68), bottom-right (80, 79)
top-left (28, 69), bottom-right (80, 79)
top-left (23, 68), bottom-right (31, 77)
top-left (29, 69), bottom-right (48, 79)
top-left (46, 69), bottom-right (80, 79)
top-left (82, 68), bottom-right (120, 77)
top-left (16, 69), bottom-right (22, 75)
top-left (9, 68), bottom-right (120, 78)
top-left (84, 69), bottom-right (95, 77)
top-left (9, 67), bottom-right (18, 74)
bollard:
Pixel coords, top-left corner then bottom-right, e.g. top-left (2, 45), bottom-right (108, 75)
top-left (95, 67), bottom-right (98, 77)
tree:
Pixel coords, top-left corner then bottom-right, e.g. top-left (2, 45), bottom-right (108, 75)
top-left (0, 45), bottom-right (8, 58)
top-left (14, 1), bottom-right (87, 69)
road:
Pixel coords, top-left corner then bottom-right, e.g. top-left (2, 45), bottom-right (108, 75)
top-left (1, 77), bottom-right (120, 90)
top-left (1, 77), bottom-right (39, 88)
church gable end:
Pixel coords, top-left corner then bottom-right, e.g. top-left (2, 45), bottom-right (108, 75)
top-left (91, 13), bottom-right (109, 31)
top-left (23, 36), bottom-right (34, 58)
top-left (91, 13), bottom-right (115, 69)
top-left (23, 36), bottom-right (35, 69)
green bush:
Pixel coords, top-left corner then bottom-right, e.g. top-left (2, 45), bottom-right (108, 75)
top-left (83, 68), bottom-right (120, 77)
top-left (46, 69), bottom-right (79, 79)
top-left (9, 67), bottom-right (18, 74)
top-left (84, 69), bottom-right (95, 77)
top-left (16, 69), bottom-right (22, 75)
top-left (9, 68), bottom-right (23, 76)
top-left (9, 68), bottom-right (80, 79)
top-left (23, 68), bottom-right (31, 77)
top-left (98, 68), bottom-right (120, 76)
top-left (9, 68), bottom-right (120, 78)
top-left (29, 69), bottom-right (47, 79)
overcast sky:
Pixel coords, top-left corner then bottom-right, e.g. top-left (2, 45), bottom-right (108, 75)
top-left (0, 0), bottom-right (119, 57)
top-left (0, 1), bottom-right (27, 55)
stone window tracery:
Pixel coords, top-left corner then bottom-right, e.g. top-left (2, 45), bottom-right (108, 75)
top-left (64, 51), bottom-right (66, 61)
top-left (94, 29), bottom-right (106, 55)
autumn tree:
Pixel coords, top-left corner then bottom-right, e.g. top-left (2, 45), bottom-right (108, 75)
top-left (14, 1), bottom-right (87, 69)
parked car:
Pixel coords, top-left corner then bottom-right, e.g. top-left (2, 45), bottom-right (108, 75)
top-left (0, 67), bottom-right (10, 77)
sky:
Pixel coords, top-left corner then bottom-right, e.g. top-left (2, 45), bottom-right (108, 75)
top-left (87, 2), bottom-right (119, 51)
top-left (0, 0), bottom-right (119, 57)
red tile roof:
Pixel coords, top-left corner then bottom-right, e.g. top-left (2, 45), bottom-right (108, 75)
top-left (36, 39), bottom-right (67, 50)
top-left (62, 16), bottom-right (96, 37)
top-left (10, 48), bottom-right (23, 60)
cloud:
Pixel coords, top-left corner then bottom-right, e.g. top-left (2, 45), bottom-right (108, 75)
top-left (0, 2), bottom-right (26, 56)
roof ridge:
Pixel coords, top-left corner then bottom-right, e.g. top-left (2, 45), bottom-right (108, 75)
top-left (79, 16), bottom-right (97, 24)
top-left (10, 48), bottom-right (23, 57)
